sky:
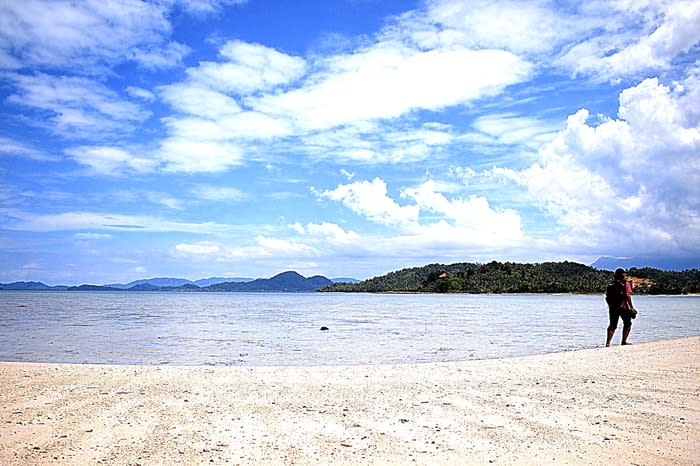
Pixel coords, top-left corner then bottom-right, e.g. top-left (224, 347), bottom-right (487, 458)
top-left (1, 0), bottom-right (699, 285)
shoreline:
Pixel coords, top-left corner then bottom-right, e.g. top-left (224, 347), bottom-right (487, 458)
top-left (1, 337), bottom-right (698, 465)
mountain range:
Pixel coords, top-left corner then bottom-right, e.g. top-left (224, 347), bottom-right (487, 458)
top-left (1, 272), bottom-right (357, 292)
top-left (104, 277), bottom-right (253, 289)
top-left (591, 256), bottom-right (699, 272)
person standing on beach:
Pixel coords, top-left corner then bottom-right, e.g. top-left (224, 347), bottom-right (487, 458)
top-left (605, 268), bottom-right (638, 347)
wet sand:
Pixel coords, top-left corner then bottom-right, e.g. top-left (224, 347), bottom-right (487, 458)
top-left (1, 337), bottom-right (698, 465)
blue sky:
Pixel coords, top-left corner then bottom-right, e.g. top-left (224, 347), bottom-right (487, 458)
top-left (1, 0), bottom-right (699, 285)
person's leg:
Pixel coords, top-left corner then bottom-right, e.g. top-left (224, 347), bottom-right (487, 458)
top-left (621, 326), bottom-right (631, 345)
top-left (606, 310), bottom-right (619, 347)
top-left (621, 315), bottom-right (632, 345)
top-left (606, 328), bottom-right (615, 347)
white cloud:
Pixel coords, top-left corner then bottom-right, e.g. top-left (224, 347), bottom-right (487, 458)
top-left (176, 0), bottom-right (248, 15)
top-left (295, 221), bottom-right (360, 244)
top-left (175, 242), bottom-right (220, 255)
top-left (158, 139), bottom-right (243, 173)
top-left (175, 235), bottom-right (319, 262)
top-left (420, 0), bottom-right (582, 54)
top-left (6, 73), bottom-right (150, 137)
top-left (0, 136), bottom-right (56, 161)
top-left (257, 44), bottom-right (532, 130)
top-left (5, 210), bottom-right (231, 234)
top-left (220, 112), bottom-right (293, 139)
top-left (320, 178), bottom-right (420, 226)
top-left (146, 193), bottom-right (183, 210)
top-left (414, 0), bottom-right (699, 84)
top-left (160, 84), bottom-right (241, 119)
top-left (129, 41), bottom-right (190, 70)
top-left (74, 232), bottom-right (112, 240)
top-left (125, 86), bottom-right (156, 102)
top-left (299, 121), bottom-right (454, 164)
top-left (340, 169), bottom-right (355, 180)
top-left (316, 177), bottom-right (526, 251)
top-left (403, 180), bottom-right (523, 240)
top-left (65, 146), bottom-right (156, 175)
top-left (0, 0), bottom-right (172, 71)
top-left (190, 185), bottom-right (247, 202)
top-left (496, 75), bottom-right (700, 256)
top-left (187, 40), bottom-right (306, 94)
top-left (556, 0), bottom-right (700, 81)
top-left (469, 114), bottom-right (560, 148)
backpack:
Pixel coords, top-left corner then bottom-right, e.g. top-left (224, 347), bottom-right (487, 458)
top-left (605, 281), bottom-right (625, 309)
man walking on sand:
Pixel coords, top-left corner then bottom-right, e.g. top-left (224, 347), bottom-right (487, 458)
top-left (605, 268), bottom-right (638, 347)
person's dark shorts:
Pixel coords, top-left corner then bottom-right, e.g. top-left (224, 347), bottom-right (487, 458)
top-left (608, 307), bottom-right (633, 330)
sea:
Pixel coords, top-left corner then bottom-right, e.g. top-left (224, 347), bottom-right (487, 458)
top-left (1, 292), bottom-right (698, 366)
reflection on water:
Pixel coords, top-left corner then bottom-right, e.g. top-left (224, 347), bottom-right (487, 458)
top-left (0, 292), bottom-right (698, 366)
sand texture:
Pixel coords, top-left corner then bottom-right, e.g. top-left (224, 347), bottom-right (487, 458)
top-left (1, 337), bottom-right (698, 465)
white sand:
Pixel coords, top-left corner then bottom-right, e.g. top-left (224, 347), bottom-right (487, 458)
top-left (1, 337), bottom-right (698, 465)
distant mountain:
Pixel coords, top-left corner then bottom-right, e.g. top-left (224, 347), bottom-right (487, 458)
top-left (331, 277), bottom-right (360, 284)
top-left (106, 277), bottom-right (195, 289)
top-left (592, 256), bottom-right (700, 272)
top-left (128, 283), bottom-right (201, 292)
top-left (104, 277), bottom-right (254, 289)
top-left (0, 272), bottom-right (333, 292)
top-left (206, 271), bottom-right (333, 292)
top-left (0, 281), bottom-right (68, 291)
top-left (67, 284), bottom-right (121, 291)
top-left (194, 277), bottom-right (252, 287)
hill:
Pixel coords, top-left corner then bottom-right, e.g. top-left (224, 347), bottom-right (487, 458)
top-left (106, 277), bottom-right (195, 289)
top-left (320, 261), bottom-right (700, 295)
top-left (194, 277), bottom-right (252, 287)
top-left (206, 271), bottom-right (332, 292)
top-left (0, 281), bottom-right (68, 291)
top-left (1, 272), bottom-right (332, 292)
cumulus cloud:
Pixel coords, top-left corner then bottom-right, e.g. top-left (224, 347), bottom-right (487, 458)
top-left (320, 178), bottom-right (420, 226)
top-left (555, 0), bottom-right (700, 81)
top-left (402, 180), bottom-right (524, 241)
top-left (495, 75), bottom-right (700, 256)
top-left (160, 84), bottom-right (242, 119)
top-left (294, 221), bottom-right (360, 244)
top-left (187, 40), bottom-right (307, 95)
top-left (418, 0), bottom-right (583, 54)
top-left (318, 177), bottom-right (526, 251)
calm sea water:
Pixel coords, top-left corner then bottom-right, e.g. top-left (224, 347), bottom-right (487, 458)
top-left (0, 292), bottom-right (698, 366)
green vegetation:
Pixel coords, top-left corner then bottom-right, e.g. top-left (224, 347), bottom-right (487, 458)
top-left (320, 261), bottom-right (700, 295)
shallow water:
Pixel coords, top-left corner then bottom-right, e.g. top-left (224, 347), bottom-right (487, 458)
top-left (0, 292), bottom-right (698, 366)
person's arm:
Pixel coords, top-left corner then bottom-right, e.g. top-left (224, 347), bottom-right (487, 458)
top-left (625, 281), bottom-right (636, 311)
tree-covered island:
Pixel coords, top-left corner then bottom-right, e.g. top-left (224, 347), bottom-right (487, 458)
top-left (319, 261), bottom-right (700, 295)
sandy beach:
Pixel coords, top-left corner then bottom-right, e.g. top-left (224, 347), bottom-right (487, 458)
top-left (1, 337), bottom-right (698, 465)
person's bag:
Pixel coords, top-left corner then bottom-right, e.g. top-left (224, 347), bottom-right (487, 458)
top-left (605, 281), bottom-right (625, 309)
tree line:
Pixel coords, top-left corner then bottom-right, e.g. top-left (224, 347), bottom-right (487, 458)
top-left (320, 261), bottom-right (700, 295)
